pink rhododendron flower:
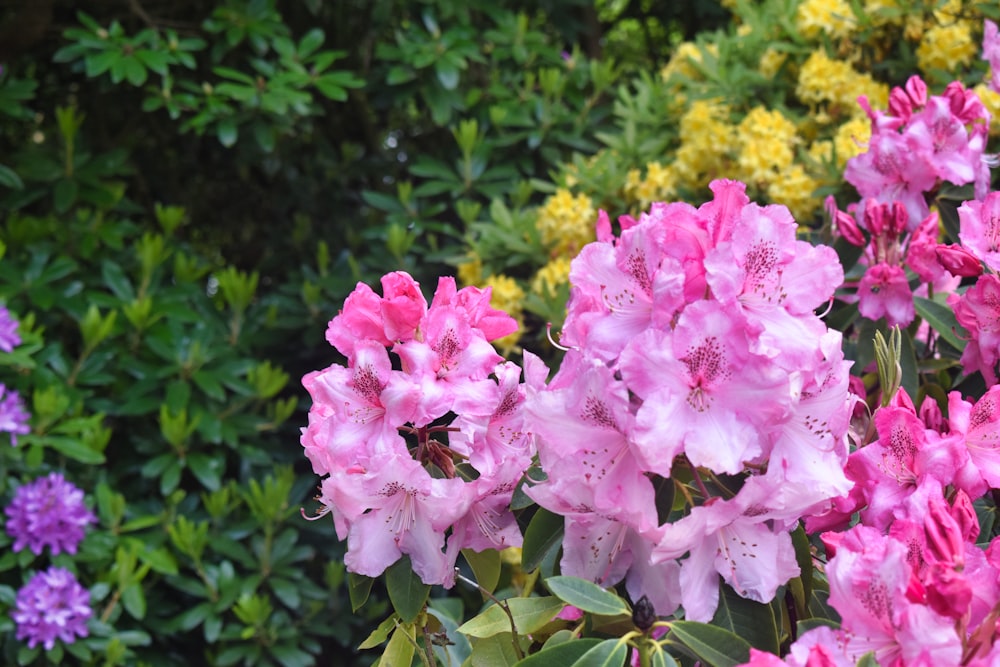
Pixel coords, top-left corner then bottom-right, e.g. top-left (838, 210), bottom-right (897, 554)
top-left (950, 273), bottom-right (1000, 383)
top-left (857, 262), bottom-right (914, 326)
top-left (986, 19), bottom-right (1000, 93)
top-left (958, 191), bottom-right (1000, 272)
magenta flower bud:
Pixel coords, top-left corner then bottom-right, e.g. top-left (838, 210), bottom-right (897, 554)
top-left (827, 196), bottom-right (865, 246)
top-left (903, 75), bottom-right (928, 108)
top-left (918, 395), bottom-right (945, 431)
top-left (950, 490), bottom-right (979, 543)
top-left (924, 493), bottom-right (965, 568)
top-left (925, 564), bottom-right (972, 619)
top-left (888, 87), bottom-right (914, 121)
top-left (936, 244), bottom-right (983, 277)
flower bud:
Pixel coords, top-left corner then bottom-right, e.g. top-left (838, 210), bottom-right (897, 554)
top-left (925, 493), bottom-right (965, 568)
top-left (935, 244), bottom-right (983, 277)
top-left (904, 75), bottom-right (928, 109)
top-left (950, 490), bottom-right (979, 544)
top-left (632, 595), bottom-right (656, 632)
top-left (826, 196), bottom-right (865, 246)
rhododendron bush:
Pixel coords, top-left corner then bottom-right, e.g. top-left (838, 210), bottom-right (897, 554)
top-left (300, 20), bottom-right (1000, 667)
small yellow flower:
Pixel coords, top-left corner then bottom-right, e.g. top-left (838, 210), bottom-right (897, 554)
top-left (796, 0), bottom-right (856, 40)
top-left (767, 163), bottom-right (822, 223)
top-left (916, 22), bottom-right (977, 75)
top-left (483, 274), bottom-right (525, 352)
top-left (456, 254), bottom-right (483, 287)
top-left (536, 189), bottom-right (596, 256)
top-left (531, 257), bottom-right (573, 299)
top-left (735, 107), bottom-right (797, 186)
top-left (759, 48), bottom-right (788, 79)
top-left (974, 84), bottom-right (1000, 136)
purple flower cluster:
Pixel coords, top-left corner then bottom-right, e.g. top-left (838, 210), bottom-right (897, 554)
top-left (12, 567), bottom-right (92, 650)
top-left (4, 473), bottom-right (96, 555)
top-left (0, 305), bottom-right (20, 353)
top-left (0, 382), bottom-right (30, 446)
top-left (0, 306), bottom-right (28, 445)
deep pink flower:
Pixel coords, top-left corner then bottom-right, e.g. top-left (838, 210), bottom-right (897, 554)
top-left (857, 263), bottom-right (914, 326)
top-left (949, 273), bottom-right (1000, 383)
top-left (958, 191), bottom-right (1000, 272)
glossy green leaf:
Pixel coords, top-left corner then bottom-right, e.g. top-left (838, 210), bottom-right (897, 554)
top-left (522, 507), bottom-right (564, 572)
top-left (463, 548), bottom-right (501, 595)
top-left (570, 638), bottom-right (629, 667)
top-left (457, 596), bottom-right (564, 638)
top-left (544, 576), bottom-right (629, 616)
top-left (386, 556), bottom-right (430, 623)
top-left (217, 119), bottom-right (238, 147)
top-left (358, 615), bottom-right (397, 650)
top-left (668, 621), bottom-right (752, 667)
top-left (468, 632), bottom-right (521, 667)
top-left (347, 573), bottom-right (372, 612)
top-left (711, 584), bottom-right (779, 654)
top-left (513, 638), bottom-right (602, 666)
top-left (914, 296), bottom-right (966, 352)
top-left (649, 647), bottom-right (680, 667)
top-left (382, 622), bottom-right (415, 667)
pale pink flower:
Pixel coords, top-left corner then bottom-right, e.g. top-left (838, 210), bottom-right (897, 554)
top-left (857, 263), bottom-right (914, 326)
top-left (323, 451), bottom-right (472, 585)
top-left (986, 19), bottom-right (1000, 93)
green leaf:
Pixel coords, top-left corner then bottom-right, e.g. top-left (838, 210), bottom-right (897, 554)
top-left (348, 572), bottom-right (373, 612)
top-left (358, 615), bottom-right (397, 650)
top-left (298, 29), bottom-right (325, 58)
top-left (457, 596), bottom-right (564, 638)
top-left (521, 508), bottom-right (564, 572)
top-left (650, 647), bottom-right (680, 667)
top-left (468, 632), bottom-right (521, 667)
top-left (44, 435), bottom-right (105, 464)
top-left (463, 548), bottom-right (501, 596)
top-left (217, 119), bottom-right (238, 147)
top-left (383, 622), bottom-right (416, 667)
top-left (53, 178), bottom-right (78, 213)
top-left (571, 638), bottom-right (629, 667)
top-left (187, 452), bottom-right (223, 491)
top-left (914, 296), bottom-right (966, 352)
top-left (122, 582), bottom-right (146, 619)
top-left (0, 163), bottom-right (23, 189)
top-left (668, 621), bottom-right (752, 667)
top-left (386, 556), bottom-right (430, 623)
top-left (544, 576), bottom-right (629, 617)
top-left (101, 260), bottom-right (135, 301)
top-left (710, 584), bottom-right (779, 655)
top-left (513, 638), bottom-right (602, 667)
top-left (857, 652), bottom-right (878, 667)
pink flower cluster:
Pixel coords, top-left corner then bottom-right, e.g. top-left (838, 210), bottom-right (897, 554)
top-left (749, 388), bottom-right (1000, 665)
top-left (845, 75), bottom-right (991, 225)
top-left (523, 180), bottom-right (854, 620)
top-left (833, 73), bottom-right (992, 327)
top-left (301, 272), bottom-right (534, 585)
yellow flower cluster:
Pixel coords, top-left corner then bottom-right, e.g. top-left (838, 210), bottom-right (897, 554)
top-left (734, 107), bottom-right (798, 187)
top-left (626, 161), bottom-right (678, 209)
top-left (535, 189), bottom-right (596, 256)
top-left (767, 164), bottom-right (822, 222)
top-left (916, 22), bottom-right (978, 75)
top-left (863, 0), bottom-right (902, 27)
top-left (759, 48), bottom-right (788, 79)
top-left (483, 274), bottom-right (525, 351)
top-left (797, 50), bottom-right (889, 114)
top-left (673, 100), bottom-right (733, 189)
top-left (796, 0), bottom-right (856, 40)
top-left (660, 42), bottom-right (709, 83)
top-left (531, 256), bottom-right (573, 299)
top-left (974, 84), bottom-right (1000, 136)
top-left (456, 253), bottom-right (483, 287)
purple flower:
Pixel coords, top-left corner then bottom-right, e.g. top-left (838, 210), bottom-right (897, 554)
top-left (12, 567), bottom-right (92, 650)
top-left (4, 473), bottom-right (96, 555)
top-left (0, 383), bottom-right (30, 446)
top-left (0, 306), bottom-right (20, 352)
